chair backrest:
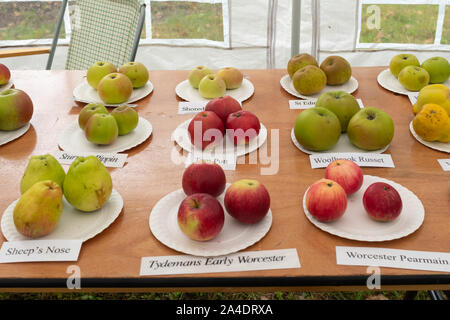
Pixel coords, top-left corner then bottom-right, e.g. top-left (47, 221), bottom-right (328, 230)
top-left (65, 0), bottom-right (144, 70)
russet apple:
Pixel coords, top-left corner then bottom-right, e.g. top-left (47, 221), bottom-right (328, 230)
top-left (292, 65), bottom-right (327, 96)
top-left (320, 56), bottom-right (352, 85)
top-left (389, 54), bottom-right (420, 78)
top-left (188, 66), bottom-right (213, 89)
top-left (188, 111), bottom-right (225, 150)
top-left (216, 67), bottom-right (243, 89)
top-left (198, 74), bottom-right (226, 99)
top-left (225, 110), bottom-right (261, 145)
top-left (182, 161), bottom-right (226, 197)
top-left (0, 88), bottom-right (34, 131)
top-left (111, 105), bottom-right (139, 136)
top-left (204, 95), bottom-right (242, 123)
top-left (398, 66), bottom-right (430, 91)
top-left (305, 178), bottom-right (347, 222)
top-left (97, 72), bottom-right (133, 104)
top-left (287, 53), bottom-right (318, 79)
top-left (78, 103), bottom-right (109, 130)
top-left (84, 113), bottom-right (118, 145)
top-left (177, 193), bottom-right (225, 241)
top-left (421, 57), bottom-right (450, 84)
top-left (86, 61), bottom-right (117, 90)
top-left (119, 61), bottom-right (149, 88)
top-left (224, 179), bottom-right (270, 224)
top-left (363, 182), bottom-right (403, 221)
top-left (0, 63), bottom-right (11, 85)
top-left (325, 159), bottom-right (363, 195)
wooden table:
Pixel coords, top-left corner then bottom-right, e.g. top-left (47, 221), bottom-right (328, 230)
top-left (0, 68), bottom-right (449, 292)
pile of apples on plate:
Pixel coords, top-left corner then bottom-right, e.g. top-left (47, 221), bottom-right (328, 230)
top-left (78, 103), bottom-right (139, 145)
top-left (187, 96), bottom-right (261, 150)
top-left (178, 161), bottom-right (271, 241)
top-left (86, 61), bottom-right (149, 104)
top-left (305, 159), bottom-right (402, 223)
top-left (188, 66), bottom-right (244, 99)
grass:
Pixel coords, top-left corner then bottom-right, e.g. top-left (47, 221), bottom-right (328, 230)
top-left (441, 6), bottom-right (450, 44)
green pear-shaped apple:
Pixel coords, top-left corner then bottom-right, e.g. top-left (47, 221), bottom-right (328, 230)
top-left (20, 154), bottom-right (66, 194)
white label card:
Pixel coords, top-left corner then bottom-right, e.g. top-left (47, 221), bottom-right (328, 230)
top-left (178, 102), bottom-right (208, 115)
top-left (336, 246), bottom-right (450, 272)
top-left (0, 240), bottom-right (82, 263)
top-left (53, 150), bottom-right (127, 168)
top-left (289, 99), bottom-right (364, 110)
top-left (438, 159), bottom-right (450, 171)
top-left (140, 249), bottom-right (301, 276)
top-left (408, 93), bottom-right (418, 105)
top-left (309, 153), bottom-right (395, 169)
top-left (186, 152), bottom-right (237, 171)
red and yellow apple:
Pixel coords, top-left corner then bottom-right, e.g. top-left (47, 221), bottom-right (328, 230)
top-left (204, 95), bottom-right (242, 123)
top-left (182, 161), bottom-right (226, 197)
top-left (325, 159), bottom-right (363, 195)
top-left (0, 63), bottom-right (11, 85)
top-left (225, 110), bottom-right (261, 145)
top-left (363, 182), bottom-right (403, 221)
top-left (84, 113), bottom-right (118, 145)
top-left (305, 178), bottom-right (347, 222)
top-left (0, 88), bottom-right (34, 131)
top-left (188, 111), bottom-right (225, 150)
top-left (78, 103), bottom-right (109, 130)
top-left (97, 72), bottom-right (133, 104)
top-left (86, 61), bottom-right (117, 90)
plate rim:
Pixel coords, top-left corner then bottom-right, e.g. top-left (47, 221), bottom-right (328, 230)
top-left (0, 122), bottom-right (31, 146)
top-left (409, 121), bottom-right (449, 153)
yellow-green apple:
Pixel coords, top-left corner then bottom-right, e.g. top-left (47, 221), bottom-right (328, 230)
top-left (389, 54), bottom-right (420, 78)
top-left (398, 66), bottom-right (430, 91)
top-left (0, 88), bottom-right (34, 131)
top-left (216, 67), bottom-right (243, 89)
top-left (63, 156), bottom-right (113, 212)
top-left (292, 65), bottom-right (327, 96)
top-left (204, 95), bottom-right (242, 123)
top-left (287, 53), bottom-right (318, 79)
top-left (84, 113), bottom-right (119, 145)
top-left (188, 66), bottom-right (213, 89)
top-left (347, 107), bottom-right (394, 151)
top-left (198, 74), bottom-right (226, 99)
top-left (188, 111), bottom-right (225, 150)
top-left (0, 63), bottom-right (11, 85)
top-left (363, 182), bottom-right (402, 221)
top-left (325, 159), bottom-right (363, 195)
top-left (182, 161), bottom-right (226, 197)
top-left (224, 179), bottom-right (270, 224)
top-left (305, 178), bottom-right (347, 222)
top-left (20, 154), bottom-right (66, 194)
top-left (413, 84), bottom-right (450, 115)
top-left (225, 110), bottom-right (261, 145)
top-left (315, 91), bottom-right (361, 132)
top-left (119, 61), bottom-right (149, 88)
top-left (421, 57), bottom-right (450, 84)
top-left (13, 180), bottom-right (63, 238)
top-left (86, 61), bottom-right (117, 90)
top-left (78, 103), bottom-right (108, 130)
top-left (320, 56), bottom-right (352, 85)
top-left (97, 72), bottom-right (133, 104)
top-left (294, 107), bottom-right (341, 151)
top-left (177, 193), bottom-right (225, 241)
top-left (111, 105), bottom-right (139, 135)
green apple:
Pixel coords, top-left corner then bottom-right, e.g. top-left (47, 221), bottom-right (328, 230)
top-left (294, 107), bottom-right (341, 151)
top-left (421, 57), bottom-right (450, 84)
top-left (118, 61), bottom-right (149, 88)
top-left (198, 74), bottom-right (226, 99)
top-left (347, 107), bottom-right (394, 151)
top-left (0, 88), bottom-right (34, 131)
top-left (20, 154), bottom-right (66, 194)
top-left (320, 56), bottom-right (352, 85)
top-left (315, 91), bottom-right (360, 132)
top-left (216, 67), bottom-right (243, 89)
top-left (111, 105), bottom-right (139, 135)
top-left (398, 66), bottom-right (430, 91)
top-left (389, 54), bottom-right (420, 78)
top-left (86, 61), bottom-right (117, 90)
top-left (287, 53), bottom-right (318, 79)
top-left (188, 66), bottom-right (213, 89)
top-left (97, 72), bottom-right (133, 104)
top-left (84, 113), bottom-right (118, 145)
top-left (63, 156), bottom-right (113, 212)
top-left (78, 103), bottom-right (109, 130)
top-left (292, 65), bottom-right (327, 96)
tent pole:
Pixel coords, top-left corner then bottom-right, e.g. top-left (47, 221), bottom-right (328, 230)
top-left (46, 0), bottom-right (68, 70)
top-left (291, 0), bottom-right (301, 57)
top-left (311, 0), bottom-right (320, 60)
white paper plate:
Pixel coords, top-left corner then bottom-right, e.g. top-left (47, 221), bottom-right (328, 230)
top-left (0, 79), bottom-right (13, 93)
top-left (1, 189), bottom-right (123, 242)
top-left (290, 128), bottom-right (389, 155)
top-left (0, 123), bottom-right (30, 146)
top-left (303, 175), bottom-right (424, 242)
top-left (280, 74), bottom-right (359, 100)
top-left (73, 79), bottom-right (154, 107)
top-left (377, 68), bottom-right (450, 96)
top-left (58, 117), bottom-right (152, 153)
top-left (409, 121), bottom-right (449, 153)
top-left (175, 79), bottom-right (254, 103)
top-left (149, 184), bottom-right (272, 257)
top-left (172, 118), bottom-right (267, 157)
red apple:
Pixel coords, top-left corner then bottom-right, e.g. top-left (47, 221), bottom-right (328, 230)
top-left (204, 95), bottom-right (242, 123)
top-left (0, 63), bottom-right (11, 85)
top-left (182, 161), bottom-right (226, 197)
top-left (325, 159), bottom-right (363, 195)
top-left (188, 111), bottom-right (225, 150)
top-left (225, 110), bottom-right (261, 145)
top-left (224, 179), bottom-right (270, 224)
top-left (305, 178), bottom-right (347, 222)
top-left (363, 182), bottom-right (403, 221)
top-left (0, 88), bottom-right (34, 131)
top-left (177, 193), bottom-right (225, 241)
